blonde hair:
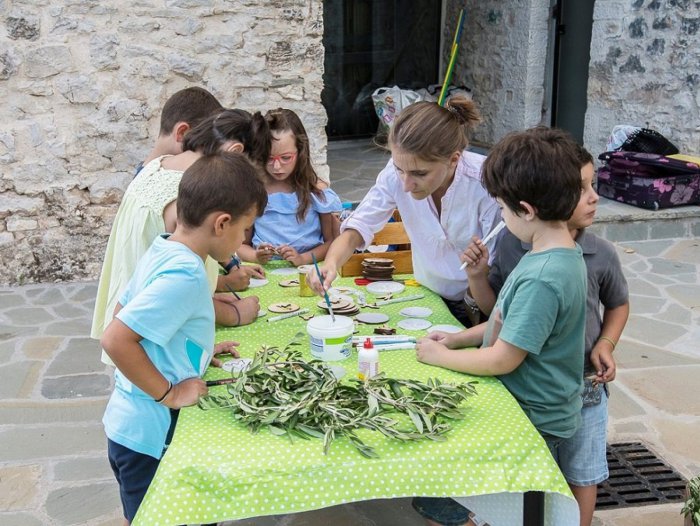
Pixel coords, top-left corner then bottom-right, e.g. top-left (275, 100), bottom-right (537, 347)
top-left (388, 97), bottom-right (481, 162)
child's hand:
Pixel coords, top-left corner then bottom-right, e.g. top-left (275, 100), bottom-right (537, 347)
top-left (415, 337), bottom-right (450, 366)
top-left (210, 340), bottom-right (240, 368)
top-left (277, 244), bottom-right (304, 266)
top-left (256, 243), bottom-right (276, 264)
top-left (162, 377), bottom-right (208, 409)
top-left (235, 296), bottom-right (261, 326)
top-left (590, 343), bottom-right (616, 383)
top-left (460, 236), bottom-right (490, 276)
top-left (220, 267), bottom-right (250, 291)
top-left (243, 264), bottom-right (265, 279)
top-left (424, 330), bottom-right (458, 348)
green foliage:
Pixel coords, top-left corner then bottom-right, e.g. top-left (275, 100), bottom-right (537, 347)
top-left (199, 342), bottom-right (478, 458)
top-left (682, 475), bottom-right (700, 526)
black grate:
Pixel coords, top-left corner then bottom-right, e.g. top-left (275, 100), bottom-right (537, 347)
top-left (596, 442), bottom-right (687, 509)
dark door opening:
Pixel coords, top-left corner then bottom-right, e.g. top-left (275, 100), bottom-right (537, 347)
top-left (551, 0), bottom-right (595, 143)
top-left (322, 0), bottom-right (441, 140)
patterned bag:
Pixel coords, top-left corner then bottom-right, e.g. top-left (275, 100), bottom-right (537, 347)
top-left (597, 151), bottom-right (700, 210)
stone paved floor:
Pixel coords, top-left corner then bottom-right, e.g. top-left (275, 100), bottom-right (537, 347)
top-left (1, 139), bottom-right (699, 525)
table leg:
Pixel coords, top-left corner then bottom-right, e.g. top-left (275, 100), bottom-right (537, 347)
top-left (523, 491), bottom-right (545, 526)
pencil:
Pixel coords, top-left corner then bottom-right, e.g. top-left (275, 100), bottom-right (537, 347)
top-left (225, 284), bottom-right (241, 300)
top-left (206, 377), bottom-right (237, 387)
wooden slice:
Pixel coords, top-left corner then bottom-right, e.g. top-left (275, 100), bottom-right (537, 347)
top-left (268, 302), bottom-right (301, 313)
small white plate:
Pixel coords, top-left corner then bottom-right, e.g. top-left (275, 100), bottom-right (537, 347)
top-left (248, 278), bottom-right (269, 288)
top-left (355, 312), bottom-right (390, 324)
top-left (397, 318), bottom-right (432, 331)
top-left (366, 281), bottom-right (405, 295)
top-left (257, 309), bottom-right (267, 318)
top-left (399, 306), bottom-right (433, 318)
top-left (221, 358), bottom-right (252, 373)
top-left (270, 267), bottom-right (298, 276)
top-left (430, 324), bottom-right (463, 334)
top-left (366, 244), bottom-right (389, 253)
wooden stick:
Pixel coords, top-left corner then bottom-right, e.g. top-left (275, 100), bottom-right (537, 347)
top-left (438, 9), bottom-right (466, 107)
top-left (206, 377), bottom-right (237, 387)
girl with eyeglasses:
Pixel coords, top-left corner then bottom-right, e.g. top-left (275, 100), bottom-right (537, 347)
top-left (92, 109), bottom-right (271, 355)
top-left (237, 108), bottom-right (342, 266)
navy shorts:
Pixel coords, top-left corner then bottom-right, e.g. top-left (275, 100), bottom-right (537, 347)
top-left (108, 409), bottom-right (179, 521)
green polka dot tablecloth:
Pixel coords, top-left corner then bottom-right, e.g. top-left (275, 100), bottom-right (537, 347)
top-left (134, 262), bottom-right (578, 526)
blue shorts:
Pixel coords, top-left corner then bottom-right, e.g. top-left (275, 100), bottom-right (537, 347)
top-left (555, 391), bottom-right (609, 486)
top-left (108, 409), bottom-right (179, 521)
top-left (108, 439), bottom-right (161, 522)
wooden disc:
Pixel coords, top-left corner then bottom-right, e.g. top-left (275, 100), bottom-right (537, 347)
top-left (268, 302), bottom-right (301, 313)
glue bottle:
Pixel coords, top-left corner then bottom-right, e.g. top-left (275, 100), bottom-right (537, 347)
top-left (358, 337), bottom-right (379, 381)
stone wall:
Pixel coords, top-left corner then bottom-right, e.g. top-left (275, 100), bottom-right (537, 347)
top-left (0, 0), bottom-right (326, 285)
top-left (584, 0), bottom-right (700, 156)
top-left (442, 0), bottom-right (551, 144)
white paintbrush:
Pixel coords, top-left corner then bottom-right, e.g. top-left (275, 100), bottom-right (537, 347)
top-left (459, 220), bottom-right (506, 271)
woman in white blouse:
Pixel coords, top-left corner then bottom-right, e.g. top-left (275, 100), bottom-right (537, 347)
top-left (309, 97), bottom-right (502, 326)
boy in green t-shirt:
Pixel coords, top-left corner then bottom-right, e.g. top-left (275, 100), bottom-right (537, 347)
top-left (413, 127), bottom-right (587, 526)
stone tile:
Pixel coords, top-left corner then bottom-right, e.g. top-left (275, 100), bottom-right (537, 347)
top-left (0, 464), bottom-right (42, 511)
top-left (625, 278), bottom-right (660, 297)
top-left (0, 323), bottom-right (42, 340)
top-left (24, 287), bottom-right (43, 298)
top-left (668, 326), bottom-right (700, 359)
top-left (0, 291), bottom-right (28, 310)
top-left (0, 338), bottom-right (17, 363)
top-left (54, 456), bottom-right (113, 481)
top-left (656, 303), bottom-right (692, 325)
top-left (21, 336), bottom-right (64, 360)
top-left (605, 222), bottom-right (649, 242)
top-left (618, 365), bottom-right (700, 416)
top-left (46, 337), bottom-right (102, 376)
top-left (348, 497), bottom-right (427, 525)
top-left (654, 417), bottom-right (700, 474)
top-left (68, 282), bottom-right (98, 302)
top-left (607, 384), bottom-right (645, 419)
top-left (666, 284), bottom-right (700, 310)
top-left (649, 220), bottom-right (690, 240)
top-left (42, 374), bottom-right (111, 399)
top-left (628, 295), bottom-right (666, 315)
top-left (0, 361), bottom-right (41, 399)
top-left (664, 239), bottom-right (700, 265)
top-left (2, 307), bottom-right (56, 326)
top-left (0, 424), bottom-right (106, 461)
top-left (42, 318), bottom-right (92, 336)
top-left (613, 421), bottom-right (648, 434)
top-left (616, 340), bottom-right (699, 370)
top-left (45, 482), bottom-right (121, 525)
top-left (628, 260), bottom-right (650, 273)
top-left (0, 399), bottom-right (107, 425)
top-left (49, 303), bottom-right (89, 319)
top-left (648, 256), bottom-right (696, 276)
top-left (0, 513), bottom-right (43, 526)
top-left (595, 504), bottom-right (687, 526)
top-left (618, 239), bottom-right (675, 257)
top-left (33, 287), bottom-right (66, 306)
top-left (622, 316), bottom-right (687, 348)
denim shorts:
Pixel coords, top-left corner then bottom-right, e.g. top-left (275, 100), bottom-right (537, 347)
top-left (556, 391), bottom-right (609, 486)
top-left (412, 496), bottom-right (472, 526)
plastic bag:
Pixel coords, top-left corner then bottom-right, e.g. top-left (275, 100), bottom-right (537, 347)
top-left (372, 86), bottom-right (424, 134)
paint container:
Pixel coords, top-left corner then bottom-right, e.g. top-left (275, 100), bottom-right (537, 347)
top-left (298, 264), bottom-right (314, 297)
top-left (306, 315), bottom-right (353, 361)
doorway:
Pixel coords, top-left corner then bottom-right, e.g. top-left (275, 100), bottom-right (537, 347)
top-left (322, 0), bottom-right (442, 139)
top-left (550, 0), bottom-right (596, 143)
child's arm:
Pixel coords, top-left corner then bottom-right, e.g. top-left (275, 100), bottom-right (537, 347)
top-left (590, 302), bottom-right (629, 383)
top-left (277, 212), bottom-right (336, 266)
top-left (462, 237), bottom-right (497, 315)
top-left (425, 322), bottom-right (488, 349)
top-left (416, 336), bottom-right (527, 376)
top-left (101, 316), bottom-right (207, 408)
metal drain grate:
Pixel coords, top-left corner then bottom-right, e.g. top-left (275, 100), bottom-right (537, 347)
top-left (596, 442), bottom-right (687, 509)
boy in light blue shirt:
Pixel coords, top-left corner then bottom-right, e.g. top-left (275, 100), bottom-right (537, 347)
top-left (101, 152), bottom-right (268, 523)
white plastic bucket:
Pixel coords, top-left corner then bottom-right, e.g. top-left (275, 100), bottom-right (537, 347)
top-left (306, 315), bottom-right (353, 361)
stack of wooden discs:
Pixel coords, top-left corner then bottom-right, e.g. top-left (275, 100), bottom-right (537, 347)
top-left (316, 297), bottom-right (359, 316)
top-left (361, 258), bottom-right (395, 281)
